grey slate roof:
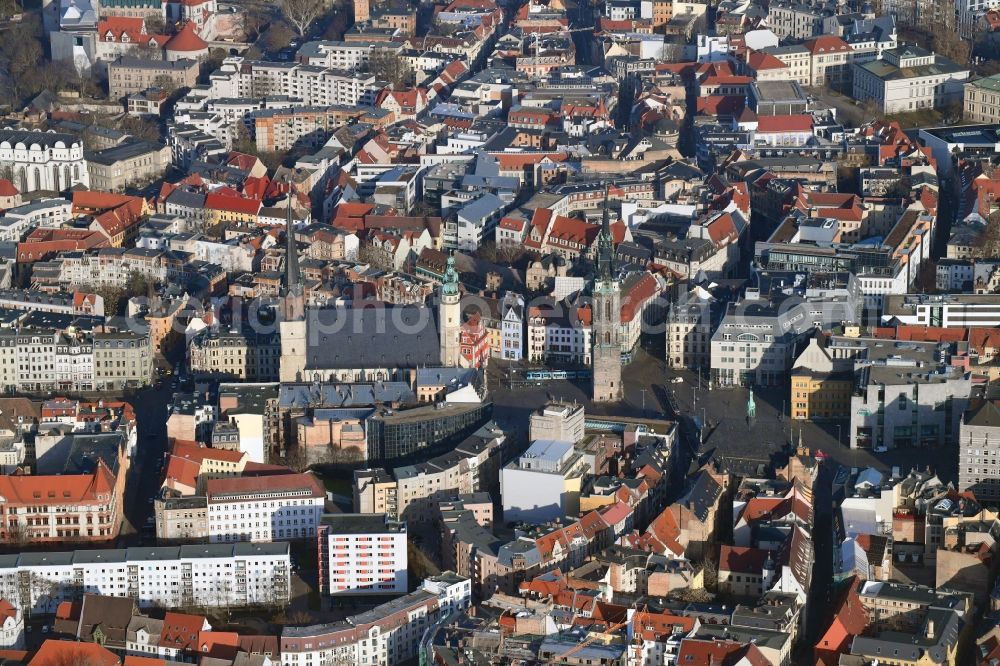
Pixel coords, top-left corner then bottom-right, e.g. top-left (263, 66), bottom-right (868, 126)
top-left (304, 306), bottom-right (440, 370)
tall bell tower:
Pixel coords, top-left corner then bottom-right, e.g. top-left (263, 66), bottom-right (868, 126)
top-left (439, 253), bottom-right (461, 367)
top-left (592, 185), bottom-right (622, 402)
top-left (279, 182), bottom-right (306, 383)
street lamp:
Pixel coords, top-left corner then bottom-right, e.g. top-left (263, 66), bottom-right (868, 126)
top-left (837, 424), bottom-right (842, 447)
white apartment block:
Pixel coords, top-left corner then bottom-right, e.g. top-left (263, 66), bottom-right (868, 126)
top-left (280, 574), bottom-right (470, 666)
top-left (318, 514), bottom-right (408, 596)
top-left (206, 473), bottom-right (326, 543)
top-left (0, 543), bottom-right (290, 615)
top-left (881, 293), bottom-right (1000, 327)
top-left (0, 199), bottom-right (73, 242)
top-left (207, 58), bottom-right (381, 108)
top-left (296, 40), bottom-right (390, 69)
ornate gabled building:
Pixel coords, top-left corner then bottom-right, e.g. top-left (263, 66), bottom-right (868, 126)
top-left (592, 186), bottom-right (622, 402)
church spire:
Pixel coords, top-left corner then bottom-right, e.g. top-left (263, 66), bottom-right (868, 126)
top-left (284, 179), bottom-right (302, 299)
top-left (596, 183), bottom-right (615, 282)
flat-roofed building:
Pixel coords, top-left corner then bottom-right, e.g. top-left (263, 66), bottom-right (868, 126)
top-left (108, 56), bottom-right (199, 98)
top-left (317, 513), bottom-right (408, 596)
top-left (853, 45), bottom-right (969, 115)
top-left (206, 472), bottom-right (326, 543)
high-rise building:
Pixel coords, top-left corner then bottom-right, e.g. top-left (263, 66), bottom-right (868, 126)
top-left (959, 400), bottom-right (1000, 501)
top-left (317, 513), bottom-right (408, 596)
top-left (592, 187), bottom-right (622, 402)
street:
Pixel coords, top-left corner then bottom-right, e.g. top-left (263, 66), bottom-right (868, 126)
top-left (119, 378), bottom-right (175, 544)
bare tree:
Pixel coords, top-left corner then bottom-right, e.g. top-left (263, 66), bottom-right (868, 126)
top-left (367, 49), bottom-right (413, 88)
top-left (977, 210), bottom-right (1000, 258)
top-left (4, 519), bottom-right (30, 547)
top-left (279, 0), bottom-right (325, 36)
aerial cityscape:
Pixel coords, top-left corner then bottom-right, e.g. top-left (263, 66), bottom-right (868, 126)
top-left (0, 0), bottom-right (999, 662)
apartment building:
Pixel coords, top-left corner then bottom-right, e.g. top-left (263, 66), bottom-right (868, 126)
top-left (159, 440), bottom-right (250, 497)
top-left (883, 293), bottom-right (1000, 328)
top-left (501, 439), bottom-right (590, 523)
top-left (317, 513), bottom-right (408, 596)
top-left (766, 0), bottom-right (832, 40)
top-left (853, 45), bottom-right (969, 114)
top-left (250, 106), bottom-right (361, 152)
top-left (108, 56), bottom-right (199, 98)
top-left (0, 322), bottom-right (151, 393)
top-left (667, 287), bottom-right (720, 372)
top-left (849, 342), bottom-right (971, 450)
top-left (207, 58), bottom-right (381, 108)
top-left (354, 424), bottom-right (503, 523)
top-left (86, 141), bottom-right (172, 192)
top-left (959, 400), bottom-right (1000, 501)
top-left (765, 36), bottom-right (853, 88)
top-left (710, 283), bottom-right (860, 388)
top-left (529, 402), bottom-right (585, 443)
top-left (280, 573), bottom-right (470, 666)
top-left (964, 74), bottom-right (1000, 124)
top-left (187, 328), bottom-right (281, 381)
top-left (0, 543), bottom-right (290, 614)
top-left (500, 292), bottom-right (525, 361)
top-left (0, 462), bottom-right (122, 543)
top-left (206, 473), bottom-right (326, 543)
top-left (155, 496), bottom-right (208, 542)
top-left (0, 199), bottom-right (73, 242)
top-left (790, 335), bottom-right (855, 421)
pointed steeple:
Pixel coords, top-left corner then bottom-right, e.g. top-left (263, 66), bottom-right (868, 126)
top-left (284, 180), bottom-right (302, 299)
top-left (596, 183), bottom-right (616, 282)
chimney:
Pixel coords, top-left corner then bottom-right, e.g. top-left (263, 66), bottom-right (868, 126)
top-left (927, 619), bottom-right (935, 639)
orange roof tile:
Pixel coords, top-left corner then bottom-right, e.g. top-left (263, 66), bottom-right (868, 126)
top-left (31, 641), bottom-right (120, 666)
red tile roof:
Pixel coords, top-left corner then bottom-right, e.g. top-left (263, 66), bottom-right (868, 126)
top-left (746, 50), bottom-right (787, 71)
top-left (31, 641), bottom-right (120, 666)
top-left (0, 179), bottom-right (18, 197)
top-left (205, 472), bottom-right (324, 501)
top-left (676, 639), bottom-right (770, 666)
top-left (815, 577), bottom-right (868, 663)
top-left (0, 462), bottom-right (116, 506)
top-left (159, 612), bottom-right (209, 651)
top-left (756, 114), bottom-right (813, 132)
top-left (695, 95), bottom-right (745, 117)
top-left (204, 192), bottom-right (261, 216)
top-left (805, 35), bottom-right (852, 55)
top-left (164, 21), bottom-right (208, 52)
top-left (620, 273), bottom-right (661, 323)
top-left (719, 545), bottom-right (770, 574)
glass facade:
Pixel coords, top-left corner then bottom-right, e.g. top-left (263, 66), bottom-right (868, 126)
top-left (366, 402), bottom-right (493, 463)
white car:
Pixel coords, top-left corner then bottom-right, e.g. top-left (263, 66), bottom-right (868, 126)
top-left (670, 377), bottom-right (684, 384)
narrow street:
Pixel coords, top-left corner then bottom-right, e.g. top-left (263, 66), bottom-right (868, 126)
top-left (119, 379), bottom-right (176, 544)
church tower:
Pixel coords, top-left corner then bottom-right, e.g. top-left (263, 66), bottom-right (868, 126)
top-left (281, 184), bottom-right (305, 321)
top-left (439, 253), bottom-right (461, 367)
top-left (592, 185), bottom-right (622, 402)
top-left (279, 183), bottom-right (307, 383)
